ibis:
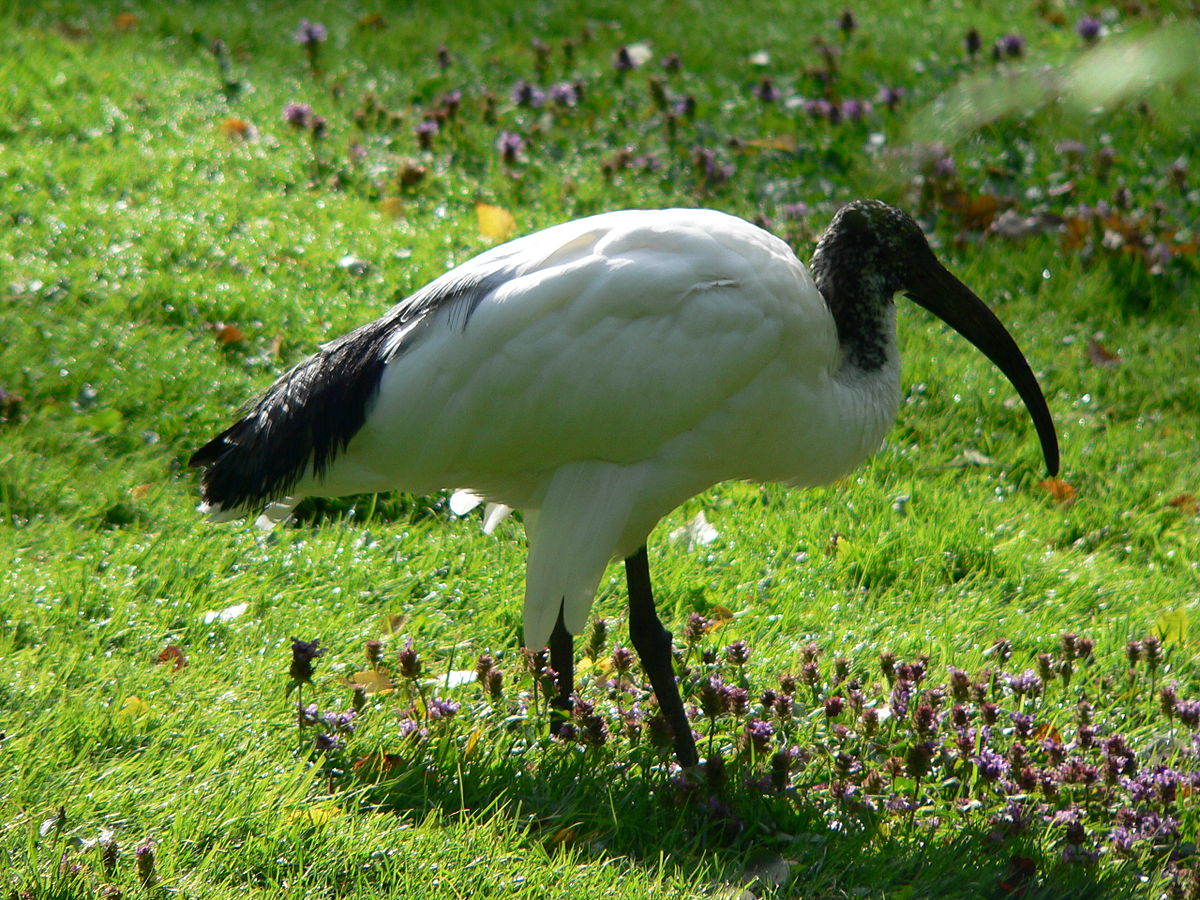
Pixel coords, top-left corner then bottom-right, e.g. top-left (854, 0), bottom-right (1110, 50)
top-left (191, 200), bottom-right (1059, 767)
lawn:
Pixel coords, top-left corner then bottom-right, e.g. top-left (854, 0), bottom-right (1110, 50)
top-left (1, 1), bottom-right (1199, 897)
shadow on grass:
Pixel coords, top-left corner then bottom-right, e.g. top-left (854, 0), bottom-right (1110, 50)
top-left (343, 729), bottom-right (1141, 899)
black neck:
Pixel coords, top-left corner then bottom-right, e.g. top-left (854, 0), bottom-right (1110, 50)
top-left (811, 251), bottom-right (892, 373)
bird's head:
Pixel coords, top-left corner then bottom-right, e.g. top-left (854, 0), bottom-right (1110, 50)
top-left (815, 199), bottom-right (1060, 477)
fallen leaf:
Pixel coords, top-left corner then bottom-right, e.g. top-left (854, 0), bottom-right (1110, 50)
top-left (476, 201), bottom-right (516, 241)
top-left (1167, 493), bottom-right (1199, 515)
top-left (212, 322), bottom-right (245, 345)
top-left (155, 645), bottom-right (188, 671)
top-left (1032, 722), bottom-right (1062, 743)
top-left (1038, 477), bottom-right (1077, 505)
top-left (380, 613), bottom-right (408, 635)
top-left (287, 803), bottom-right (342, 826)
top-left (113, 12), bottom-right (138, 30)
top-left (379, 196), bottom-right (406, 219)
top-left (357, 12), bottom-right (387, 29)
top-left (1157, 608), bottom-right (1191, 645)
top-left (129, 483), bottom-right (153, 501)
top-left (353, 753), bottom-right (404, 775)
top-left (738, 135), bottom-right (798, 154)
top-left (709, 604), bottom-right (734, 622)
top-left (219, 118), bottom-right (257, 142)
top-left (1085, 338), bottom-right (1120, 367)
top-left (348, 669), bottom-right (394, 693)
top-left (118, 696), bottom-right (151, 718)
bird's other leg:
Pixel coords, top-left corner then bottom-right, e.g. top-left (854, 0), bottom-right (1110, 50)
top-left (625, 545), bottom-right (699, 767)
top-left (548, 604), bottom-right (574, 735)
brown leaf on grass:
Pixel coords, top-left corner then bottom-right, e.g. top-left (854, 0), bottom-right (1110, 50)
top-left (943, 190), bottom-right (1003, 231)
top-left (738, 135), bottom-right (799, 154)
top-left (1038, 477), bottom-right (1077, 505)
top-left (1032, 722), bottom-right (1062, 743)
top-left (347, 669), bottom-right (394, 694)
top-left (1085, 338), bottom-right (1120, 367)
top-left (129, 483), bottom-right (153, 500)
top-left (397, 162), bottom-right (427, 187)
top-left (357, 12), bottom-right (388, 29)
top-left (211, 322), bottom-right (245, 345)
top-left (379, 197), bottom-right (406, 219)
top-left (476, 202), bottom-right (517, 241)
top-left (219, 118), bottom-right (258, 142)
top-left (353, 753), bottom-right (405, 775)
top-left (1166, 494), bottom-right (1199, 515)
top-left (155, 645), bottom-right (188, 671)
top-left (113, 12), bottom-right (139, 31)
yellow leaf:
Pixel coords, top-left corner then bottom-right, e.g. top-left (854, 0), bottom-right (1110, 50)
top-left (287, 803), bottom-right (342, 826)
top-left (118, 696), bottom-right (151, 718)
top-left (1158, 608), bottom-right (1191, 645)
top-left (709, 605), bottom-right (734, 622)
top-left (347, 669), bottom-right (394, 694)
top-left (464, 726), bottom-right (482, 757)
top-left (476, 202), bottom-right (516, 242)
top-left (379, 613), bottom-right (408, 635)
top-left (379, 196), bottom-right (405, 219)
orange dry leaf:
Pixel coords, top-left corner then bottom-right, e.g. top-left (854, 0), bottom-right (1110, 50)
top-left (212, 322), bottom-right (245, 345)
top-left (1166, 494), bottom-right (1199, 515)
top-left (113, 12), bottom-right (139, 30)
top-left (156, 645), bottom-right (188, 671)
top-left (353, 753), bottom-right (405, 775)
top-left (219, 118), bottom-right (257, 142)
top-left (1085, 338), bottom-right (1120, 368)
top-left (347, 669), bottom-right (394, 694)
top-left (1038, 477), bottom-right (1077, 505)
top-left (476, 201), bottom-right (517, 241)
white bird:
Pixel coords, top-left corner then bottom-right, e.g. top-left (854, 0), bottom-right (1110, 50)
top-left (191, 201), bottom-right (1058, 767)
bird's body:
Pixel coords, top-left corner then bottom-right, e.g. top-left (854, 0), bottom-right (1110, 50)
top-left (193, 201), bottom-right (1059, 766)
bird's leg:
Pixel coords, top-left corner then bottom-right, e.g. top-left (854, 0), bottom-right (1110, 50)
top-left (625, 545), bottom-right (699, 767)
top-left (548, 604), bottom-right (574, 735)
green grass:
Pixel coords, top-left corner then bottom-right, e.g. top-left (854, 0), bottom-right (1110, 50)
top-left (2, 1), bottom-right (1199, 897)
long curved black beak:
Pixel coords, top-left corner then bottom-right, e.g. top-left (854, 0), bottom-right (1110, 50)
top-left (906, 260), bottom-right (1059, 476)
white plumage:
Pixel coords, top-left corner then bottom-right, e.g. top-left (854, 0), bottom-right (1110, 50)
top-left (193, 201), bottom-right (1058, 766)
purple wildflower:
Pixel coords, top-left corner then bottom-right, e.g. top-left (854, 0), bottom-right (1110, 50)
top-left (975, 748), bottom-right (1009, 782)
top-left (1010, 712), bottom-right (1036, 738)
top-left (428, 697), bottom-right (460, 720)
top-left (875, 86), bottom-right (904, 111)
top-left (661, 52), bottom-right (681, 72)
top-left (397, 637), bottom-right (421, 679)
top-left (753, 79), bottom-right (780, 103)
top-left (744, 718), bottom-right (774, 753)
top-left (283, 102), bottom-right (313, 129)
top-left (613, 45), bottom-right (635, 72)
top-left (803, 98), bottom-right (833, 120)
top-left (314, 732), bottom-right (343, 752)
top-left (496, 131), bottom-right (525, 166)
top-left (840, 98), bottom-right (870, 121)
top-left (1076, 16), bottom-right (1103, 44)
top-left (293, 19), bottom-right (327, 47)
top-left (720, 684), bottom-right (749, 716)
top-left (1007, 669), bottom-right (1043, 698)
top-left (725, 640), bottom-right (751, 666)
top-left (995, 33), bottom-right (1025, 59)
top-left (415, 119), bottom-right (438, 149)
top-left (510, 80), bottom-right (546, 108)
top-left (824, 695), bottom-right (845, 718)
top-left (289, 637), bottom-right (323, 684)
top-left (683, 612), bottom-right (710, 645)
top-left (135, 839), bottom-right (157, 887)
top-left (549, 82), bottom-right (579, 107)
